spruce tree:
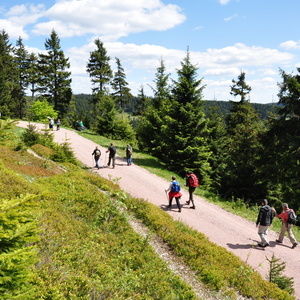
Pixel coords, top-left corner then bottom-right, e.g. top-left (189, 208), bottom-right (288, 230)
top-left (167, 51), bottom-right (211, 183)
top-left (38, 30), bottom-right (72, 116)
top-left (222, 100), bottom-right (264, 202)
top-left (230, 71), bottom-right (251, 102)
top-left (0, 30), bottom-right (18, 117)
top-left (87, 39), bottom-right (112, 110)
top-left (259, 69), bottom-right (300, 210)
top-left (13, 37), bottom-right (29, 118)
top-left (27, 53), bottom-right (39, 99)
top-left (111, 57), bottom-right (131, 110)
top-left (135, 86), bottom-right (148, 115)
top-left (137, 59), bottom-right (171, 155)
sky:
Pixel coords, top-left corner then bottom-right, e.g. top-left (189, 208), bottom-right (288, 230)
top-left (1, 0), bottom-right (300, 103)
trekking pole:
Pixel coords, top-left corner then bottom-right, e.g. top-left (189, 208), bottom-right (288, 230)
top-left (165, 189), bottom-right (169, 203)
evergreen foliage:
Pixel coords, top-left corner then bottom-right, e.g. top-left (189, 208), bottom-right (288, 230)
top-left (87, 38), bottom-right (112, 111)
top-left (230, 71), bottom-right (252, 102)
top-left (111, 57), bottom-right (131, 110)
top-left (27, 53), bottom-right (39, 99)
top-left (267, 254), bottom-right (294, 294)
top-left (0, 30), bottom-right (18, 118)
top-left (13, 37), bottom-right (29, 119)
top-left (221, 101), bottom-right (264, 201)
top-left (37, 30), bottom-right (72, 117)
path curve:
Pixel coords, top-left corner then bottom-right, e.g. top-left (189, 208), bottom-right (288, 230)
top-left (17, 121), bottom-right (300, 299)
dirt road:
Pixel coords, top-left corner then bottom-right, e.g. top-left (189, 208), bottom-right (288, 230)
top-left (17, 121), bottom-right (300, 299)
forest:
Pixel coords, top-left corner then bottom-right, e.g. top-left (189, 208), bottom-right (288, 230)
top-left (0, 28), bottom-right (299, 213)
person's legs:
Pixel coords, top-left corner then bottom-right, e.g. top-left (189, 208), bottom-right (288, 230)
top-left (175, 197), bottom-right (181, 212)
top-left (95, 157), bottom-right (100, 169)
top-left (258, 225), bottom-right (269, 246)
top-left (168, 196), bottom-right (173, 208)
top-left (112, 156), bottom-right (115, 168)
top-left (107, 156), bottom-right (111, 166)
top-left (286, 224), bottom-right (297, 245)
top-left (278, 223), bottom-right (287, 242)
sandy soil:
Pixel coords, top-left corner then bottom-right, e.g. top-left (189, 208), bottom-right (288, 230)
top-left (17, 121), bottom-right (300, 299)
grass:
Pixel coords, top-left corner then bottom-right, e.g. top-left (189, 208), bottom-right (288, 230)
top-left (78, 129), bottom-right (300, 241)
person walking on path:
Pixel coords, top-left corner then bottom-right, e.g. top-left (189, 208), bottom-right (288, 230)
top-left (276, 203), bottom-right (298, 249)
top-left (92, 146), bottom-right (101, 169)
top-left (106, 143), bottom-right (116, 168)
top-left (56, 118), bottom-right (61, 131)
top-left (256, 199), bottom-right (275, 248)
top-left (185, 171), bottom-right (199, 209)
top-left (165, 176), bottom-right (182, 213)
top-left (125, 144), bottom-right (133, 166)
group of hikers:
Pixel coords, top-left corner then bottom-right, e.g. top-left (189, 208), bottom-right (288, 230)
top-left (256, 199), bottom-right (298, 249)
top-left (48, 117), bottom-right (60, 130)
top-left (91, 143), bottom-right (132, 169)
top-left (92, 143), bottom-right (298, 250)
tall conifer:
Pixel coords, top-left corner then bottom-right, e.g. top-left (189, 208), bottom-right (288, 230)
top-left (38, 30), bottom-right (72, 116)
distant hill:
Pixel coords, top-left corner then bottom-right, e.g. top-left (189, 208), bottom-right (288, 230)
top-left (73, 94), bottom-right (278, 120)
top-left (203, 100), bottom-right (278, 119)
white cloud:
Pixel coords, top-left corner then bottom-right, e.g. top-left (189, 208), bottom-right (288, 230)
top-left (280, 40), bottom-right (300, 50)
top-left (194, 25), bottom-right (204, 31)
top-left (204, 67), bottom-right (240, 76)
top-left (219, 0), bottom-right (232, 5)
top-left (0, 4), bottom-right (45, 39)
top-left (33, 0), bottom-right (185, 40)
top-left (224, 14), bottom-right (238, 22)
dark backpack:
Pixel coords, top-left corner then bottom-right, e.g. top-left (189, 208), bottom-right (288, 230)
top-left (171, 181), bottom-right (180, 193)
top-left (287, 210), bottom-right (297, 225)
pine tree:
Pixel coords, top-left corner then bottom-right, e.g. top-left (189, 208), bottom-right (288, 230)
top-left (135, 86), bottom-right (148, 115)
top-left (0, 30), bottom-right (18, 117)
top-left (259, 69), bottom-right (300, 210)
top-left (222, 100), bottom-right (264, 201)
top-left (230, 71), bottom-right (251, 102)
top-left (27, 53), bottom-right (39, 99)
top-left (87, 39), bottom-right (112, 110)
top-left (168, 51), bottom-right (211, 182)
top-left (137, 59), bottom-right (171, 155)
top-left (38, 30), bottom-right (72, 117)
top-left (111, 57), bottom-right (131, 110)
top-left (13, 37), bottom-right (29, 118)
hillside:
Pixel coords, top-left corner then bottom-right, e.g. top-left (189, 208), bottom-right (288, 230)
top-left (5, 120), bottom-right (295, 300)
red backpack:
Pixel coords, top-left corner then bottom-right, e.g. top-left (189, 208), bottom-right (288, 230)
top-left (188, 174), bottom-right (199, 187)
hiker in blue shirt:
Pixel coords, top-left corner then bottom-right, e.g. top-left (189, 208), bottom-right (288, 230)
top-left (165, 176), bottom-right (182, 212)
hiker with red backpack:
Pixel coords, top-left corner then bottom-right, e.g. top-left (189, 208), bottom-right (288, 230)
top-left (165, 176), bottom-right (182, 212)
top-left (185, 171), bottom-right (199, 209)
top-left (276, 203), bottom-right (298, 249)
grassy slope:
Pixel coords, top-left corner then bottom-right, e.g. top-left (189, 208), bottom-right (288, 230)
top-left (78, 130), bottom-right (300, 241)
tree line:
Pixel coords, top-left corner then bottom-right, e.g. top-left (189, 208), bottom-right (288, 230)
top-left (0, 29), bottom-right (299, 211)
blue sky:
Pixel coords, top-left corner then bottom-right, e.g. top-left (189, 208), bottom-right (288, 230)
top-left (1, 0), bottom-right (300, 103)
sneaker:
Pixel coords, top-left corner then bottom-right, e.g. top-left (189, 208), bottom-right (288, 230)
top-left (276, 239), bottom-right (282, 244)
top-left (258, 243), bottom-right (265, 247)
top-left (292, 243), bottom-right (298, 249)
top-left (185, 201), bottom-right (190, 205)
top-left (191, 206), bottom-right (196, 209)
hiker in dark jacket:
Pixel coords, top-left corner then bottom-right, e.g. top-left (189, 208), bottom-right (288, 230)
top-left (106, 143), bottom-right (116, 168)
top-left (185, 171), bottom-right (199, 209)
top-left (92, 146), bottom-right (101, 169)
top-left (125, 144), bottom-right (132, 166)
top-left (165, 176), bottom-right (182, 212)
top-left (256, 199), bottom-right (275, 247)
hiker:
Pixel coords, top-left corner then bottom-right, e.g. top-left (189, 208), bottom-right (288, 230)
top-left (165, 176), bottom-right (182, 212)
top-left (125, 144), bottom-right (133, 166)
top-left (256, 199), bottom-right (275, 247)
top-left (56, 118), bottom-right (61, 130)
top-left (185, 171), bottom-right (199, 209)
top-left (106, 143), bottom-right (116, 168)
top-left (48, 117), bottom-right (54, 130)
top-left (92, 146), bottom-right (101, 169)
top-left (276, 203), bottom-right (298, 249)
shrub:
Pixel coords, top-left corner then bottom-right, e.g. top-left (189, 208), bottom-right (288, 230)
top-left (27, 99), bottom-right (58, 122)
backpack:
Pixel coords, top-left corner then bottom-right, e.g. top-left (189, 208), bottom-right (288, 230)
top-left (188, 174), bottom-right (199, 187)
top-left (287, 210), bottom-right (297, 225)
top-left (95, 149), bottom-right (101, 156)
top-left (171, 181), bottom-right (180, 193)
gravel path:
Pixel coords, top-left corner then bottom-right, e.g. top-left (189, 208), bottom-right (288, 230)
top-left (17, 121), bottom-right (300, 299)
